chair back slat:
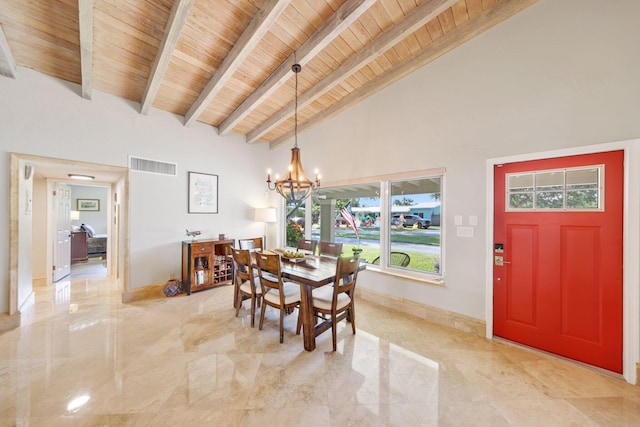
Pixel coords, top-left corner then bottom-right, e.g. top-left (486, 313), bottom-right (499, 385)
top-left (232, 248), bottom-right (253, 287)
top-left (255, 252), bottom-right (302, 343)
top-left (296, 238), bottom-right (318, 255)
top-left (255, 252), bottom-right (283, 294)
top-left (334, 255), bottom-right (360, 300)
top-left (238, 237), bottom-right (264, 251)
top-left (232, 248), bottom-right (263, 327)
top-left (319, 241), bottom-right (343, 257)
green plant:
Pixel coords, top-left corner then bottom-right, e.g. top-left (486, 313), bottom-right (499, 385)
top-left (286, 220), bottom-right (303, 247)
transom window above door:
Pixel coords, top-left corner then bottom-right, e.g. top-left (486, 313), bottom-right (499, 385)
top-left (506, 165), bottom-right (603, 211)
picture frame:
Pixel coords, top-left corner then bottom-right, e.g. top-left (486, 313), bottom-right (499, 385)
top-left (188, 172), bottom-right (218, 214)
top-left (77, 198), bottom-right (100, 211)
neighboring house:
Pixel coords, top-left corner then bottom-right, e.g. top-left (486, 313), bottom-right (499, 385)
top-left (407, 202), bottom-right (441, 226)
top-left (351, 202), bottom-right (441, 226)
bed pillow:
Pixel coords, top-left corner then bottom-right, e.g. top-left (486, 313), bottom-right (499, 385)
top-left (81, 223), bottom-right (95, 238)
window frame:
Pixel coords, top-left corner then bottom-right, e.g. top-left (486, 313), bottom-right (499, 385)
top-left (506, 164), bottom-right (604, 212)
top-left (302, 168), bottom-right (445, 285)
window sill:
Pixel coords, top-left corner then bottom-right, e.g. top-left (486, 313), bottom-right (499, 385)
top-left (364, 265), bottom-right (445, 287)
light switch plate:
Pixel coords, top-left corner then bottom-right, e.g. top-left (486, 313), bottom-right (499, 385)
top-left (469, 215), bottom-right (478, 226)
top-left (454, 215), bottom-right (463, 226)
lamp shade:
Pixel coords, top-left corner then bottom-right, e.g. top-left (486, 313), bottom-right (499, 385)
top-left (254, 207), bottom-right (277, 223)
top-left (70, 210), bottom-right (80, 221)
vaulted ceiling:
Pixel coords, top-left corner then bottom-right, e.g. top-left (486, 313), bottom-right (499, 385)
top-left (0, 0), bottom-right (537, 150)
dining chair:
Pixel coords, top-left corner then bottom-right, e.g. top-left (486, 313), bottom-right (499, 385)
top-left (231, 248), bottom-right (262, 327)
top-left (238, 237), bottom-right (263, 252)
top-left (296, 238), bottom-right (318, 255)
top-left (255, 252), bottom-right (301, 343)
top-left (300, 254), bottom-right (360, 351)
top-left (371, 252), bottom-right (410, 267)
top-left (318, 241), bottom-right (343, 257)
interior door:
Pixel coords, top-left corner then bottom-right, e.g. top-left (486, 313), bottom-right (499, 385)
top-left (52, 182), bottom-right (72, 282)
top-left (493, 150), bottom-right (623, 373)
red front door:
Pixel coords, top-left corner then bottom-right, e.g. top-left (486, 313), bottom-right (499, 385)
top-left (493, 150), bottom-right (623, 373)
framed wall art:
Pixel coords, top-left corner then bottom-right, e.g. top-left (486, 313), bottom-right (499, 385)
top-left (77, 198), bottom-right (100, 211)
top-left (188, 172), bottom-right (218, 214)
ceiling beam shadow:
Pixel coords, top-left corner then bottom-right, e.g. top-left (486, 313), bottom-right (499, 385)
top-left (249, 0), bottom-right (458, 145)
top-left (140, 0), bottom-right (195, 114)
top-left (269, 0), bottom-right (539, 149)
top-left (183, 0), bottom-right (292, 127)
top-left (218, 0), bottom-right (377, 137)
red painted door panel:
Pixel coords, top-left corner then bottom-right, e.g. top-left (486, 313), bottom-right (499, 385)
top-left (494, 150), bottom-right (623, 373)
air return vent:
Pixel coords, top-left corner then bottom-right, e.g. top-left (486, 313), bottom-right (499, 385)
top-left (128, 156), bottom-right (177, 176)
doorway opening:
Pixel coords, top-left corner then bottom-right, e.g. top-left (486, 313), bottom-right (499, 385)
top-left (9, 153), bottom-right (129, 316)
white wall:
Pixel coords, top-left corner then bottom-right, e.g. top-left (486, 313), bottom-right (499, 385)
top-left (70, 185), bottom-right (108, 234)
top-left (0, 69), bottom-right (274, 311)
top-left (291, 0), bottom-right (640, 319)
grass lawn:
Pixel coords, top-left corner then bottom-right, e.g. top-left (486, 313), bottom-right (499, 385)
top-left (341, 243), bottom-right (439, 272)
top-left (309, 225), bottom-right (441, 273)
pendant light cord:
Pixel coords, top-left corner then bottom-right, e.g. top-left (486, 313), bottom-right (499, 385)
top-left (293, 52), bottom-right (299, 148)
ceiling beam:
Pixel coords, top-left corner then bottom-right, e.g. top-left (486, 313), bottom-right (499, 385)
top-left (0, 24), bottom-right (17, 78)
top-left (247, 0), bottom-right (458, 144)
top-left (140, 0), bottom-right (195, 114)
top-left (183, 0), bottom-right (292, 127)
top-left (269, 0), bottom-right (539, 149)
top-left (78, 0), bottom-right (93, 99)
top-left (217, 0), bottom-right (376, 136)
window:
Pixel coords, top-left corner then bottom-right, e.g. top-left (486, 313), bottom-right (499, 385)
top-left (390, 177), bottom-right (441, 274)
top-left (311, 182), bottom-right (381, 258)
top-left (296, 169), bottom-right (443, 279)
top-left (507, 165), bottom-right (603, 211)
top-left (285, 200), bottom-right (305, 247)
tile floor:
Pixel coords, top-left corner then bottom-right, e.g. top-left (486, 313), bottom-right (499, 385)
top-left (1, 265), bottom-right (639, 426)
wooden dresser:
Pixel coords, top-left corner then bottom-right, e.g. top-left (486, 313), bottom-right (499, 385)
top-left (181, 239), bottom-right (234, 295)
top-left (71, 231), bottom-right (88, 262)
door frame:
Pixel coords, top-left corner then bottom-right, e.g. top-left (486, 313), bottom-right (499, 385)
top-left (485, 139), bottom-right (640, 385)
top-left (8, 153), bottom-right (130, 316)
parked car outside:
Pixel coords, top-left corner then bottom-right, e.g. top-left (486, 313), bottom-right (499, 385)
top-left (391, 214), bottom-right (430, 229)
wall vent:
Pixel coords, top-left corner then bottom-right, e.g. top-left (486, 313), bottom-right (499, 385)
top-left (128, 156), bottom-right (177, 176)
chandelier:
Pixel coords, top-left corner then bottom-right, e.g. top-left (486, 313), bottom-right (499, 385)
top-left (266, 62), bottom-right (320, 203)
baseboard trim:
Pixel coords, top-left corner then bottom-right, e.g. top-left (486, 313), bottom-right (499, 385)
top-left (356, 287), bottom-right (486, 337)
top-left (0, 312), bottom-right (20, 333)
top-left (32, 276), bottom-right (46, 286)
top-left (121, 282), bottom-right (166, 303)
top-left (636, 363), bottom-right (640, 386)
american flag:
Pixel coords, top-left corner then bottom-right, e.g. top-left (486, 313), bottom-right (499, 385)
top-left (340, 205), bottom-right (359, 240)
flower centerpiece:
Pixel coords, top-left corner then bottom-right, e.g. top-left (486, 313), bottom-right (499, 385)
top-left (340, 206), bottom-right (362, 255)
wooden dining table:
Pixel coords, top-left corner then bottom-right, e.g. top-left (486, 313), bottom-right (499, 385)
top-left (262, 249), bottom-right (342, 351)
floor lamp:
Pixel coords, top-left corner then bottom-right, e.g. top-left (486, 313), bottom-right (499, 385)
top-left (254, 207), bottom-right (277, 249)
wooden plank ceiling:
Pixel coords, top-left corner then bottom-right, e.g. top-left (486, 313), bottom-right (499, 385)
top-left (0, 0), bottom-right (538, 150)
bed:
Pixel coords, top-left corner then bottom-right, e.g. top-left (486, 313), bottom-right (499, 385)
top-left (81, 224), bottom-right (107, 256)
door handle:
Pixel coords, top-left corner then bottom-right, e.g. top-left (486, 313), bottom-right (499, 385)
top-left (494, 256), bottom-right (511, 266)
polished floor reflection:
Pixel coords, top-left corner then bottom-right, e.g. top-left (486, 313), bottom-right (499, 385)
top-left (1, 270), bottom-right (639, 426)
